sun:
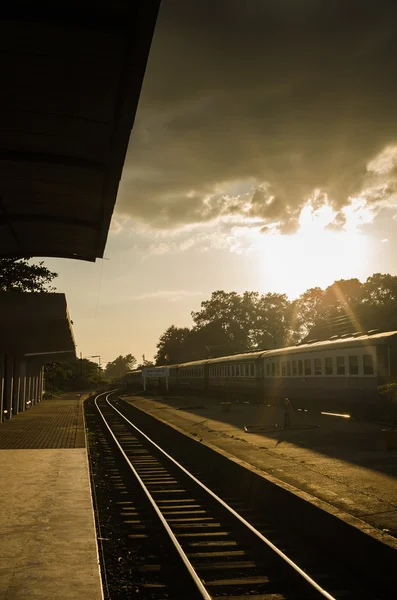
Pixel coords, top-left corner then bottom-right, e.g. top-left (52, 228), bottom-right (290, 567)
top-left (251, 199), bottom-right (371, 299)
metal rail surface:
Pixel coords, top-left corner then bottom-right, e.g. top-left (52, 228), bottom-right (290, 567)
top-left (94, 390), bottom-right (337, 600)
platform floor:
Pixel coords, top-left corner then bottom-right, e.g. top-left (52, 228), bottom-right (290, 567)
top-left (124, 394), bottom-right (397, 541)
top-left (0, 394), bottom-right (103, 600)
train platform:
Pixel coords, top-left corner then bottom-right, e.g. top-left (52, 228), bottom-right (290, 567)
top-left (123, 393), bottom-right (397, 542)
top-left (0, 393), bottom-right (103, 600)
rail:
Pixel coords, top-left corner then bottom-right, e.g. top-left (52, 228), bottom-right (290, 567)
top-left (95, 390), bottom-right (336, 600)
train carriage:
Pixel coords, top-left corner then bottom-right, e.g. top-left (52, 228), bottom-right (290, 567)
top-left (259, 330), bottom-right (397, 416)
top-left (206, 352), bottom-right (263, 401)
top-left (176, 359), bottom-right (208, 392)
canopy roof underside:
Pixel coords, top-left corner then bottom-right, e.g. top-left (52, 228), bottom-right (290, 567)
top-left (0, 1), bottom-right (160, 261)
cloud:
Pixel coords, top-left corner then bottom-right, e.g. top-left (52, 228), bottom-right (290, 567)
top-left (116, 0), bottom-right (397, 237)
top-left (128, 290), bottom-right (203, 302)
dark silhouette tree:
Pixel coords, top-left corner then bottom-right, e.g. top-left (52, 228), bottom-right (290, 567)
top-left (0, 258), bottom-right (57, 292)
top-left (291, 287), bottom-right (328, 340)
top-left (104, 355), bottom-right (136, 380)
top-left (44, 358), bottom-right (99, 393)
top-left (155, 326), bottom-right (191, 365)
top-left (152, 273), bottom-right (397, 364)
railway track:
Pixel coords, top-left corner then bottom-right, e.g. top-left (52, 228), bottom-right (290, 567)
top-left (90, 391), bottom-right (374, 600)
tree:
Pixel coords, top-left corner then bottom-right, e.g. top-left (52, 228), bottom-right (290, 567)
top-left (152, 273), bottom-right (397, 365)
top-left (291, 287), bottom-right (328, 340)
top-left (104, 355), bottom-right (136, 381)
top-left (44, 358), bottom-right (99, 393)
top-left (252, 293), bottom-right (291, 348)
top-left (323, 278), bottom-right (363, 311)
top-left (0, 258), bottom-right (57, 292)
top-left (362, 273), bottom-right (397, 305)
top-left (192, 290), bottom-right (253, 352)
top-left (191, 290), bottom-right (291, 351)
top-left (136, 359), bottom-right (154, 370)
top-left (155, 326), bottom-right (191, 365)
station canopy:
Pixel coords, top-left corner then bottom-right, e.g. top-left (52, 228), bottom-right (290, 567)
top-left (0, 1), bottom-right (160, 261)
top-left (0, 292), bottom-right (76, 362)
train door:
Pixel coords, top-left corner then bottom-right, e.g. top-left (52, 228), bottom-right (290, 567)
top-left (203, 362), bottom-right (209, 392)
top-left (255, 357), bottom-right (264, 402)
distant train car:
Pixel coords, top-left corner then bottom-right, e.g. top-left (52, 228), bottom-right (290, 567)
top-left (124, 369), bottom-right (142, 392)
top-left (206, 352), bottom-right (263, 401)
top-left (176, 360), bottom-right (208, 393)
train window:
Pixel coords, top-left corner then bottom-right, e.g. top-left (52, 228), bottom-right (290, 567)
top-left (287, 362), bottom-right (291, 376)
top-left (298, 360), bottom-right (303, 376)
top-left (266, 363), bottom-right (271, 376)
top-left (275, 362), bottom-right (280, 376)
top-left (349, 355), bottom-right (359, 375)
top-left (325, 357), bottom-right (333, 375)
top-left (304, 359), bottom-right (311, 376)
top-left (250, 364), bottom-right (255, 377)
top-left (271, 362), bottom-right (275, 376)
top-left (337, 356), bottom-right (345, 375)
top-left (236, 365), bottom-right (240, 376)
top-left (314, 358), bottom-right (322, 375)
top-left (281, 363), bottom-right (286, 376)
top-left (363, 354), bottom-right (374, 375)
top-left (292, 361), bottom-right (297, 376)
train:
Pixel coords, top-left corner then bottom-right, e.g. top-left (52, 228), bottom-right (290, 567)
top-left (125, 329), bottom-right (397, 418)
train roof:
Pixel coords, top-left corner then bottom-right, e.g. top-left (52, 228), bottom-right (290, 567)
top-left (177, 359), bottom-right (210, 367)
top-left (206, 350), bottom-right (265, 365)
top-left (260, 329), bottom-right (397, 359)
top-left (126, 331), bottom-right (397, 374)
top-left (173, 330), bottom-right (397, 368)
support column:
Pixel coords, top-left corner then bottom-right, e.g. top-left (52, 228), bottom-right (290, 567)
top-left (12, 357), bottom-right (23, 417)
top-left (19, 362), bottom-right (27, 413)
top-left (3, 354), bottom-right (14, 420)
top-left (38, 366), bottom-right (44, 403)
top-left (33, 370), bottom-right (39, 405)
top-left (0, 354), bottom-right (4, 424)
top-left (26, 364), bottom-right (32, 410)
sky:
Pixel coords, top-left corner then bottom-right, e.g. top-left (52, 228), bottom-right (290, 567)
top-left (43, 0), bottom-right (397, 365)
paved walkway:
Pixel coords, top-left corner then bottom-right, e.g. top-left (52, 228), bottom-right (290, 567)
top-left (0, 393), bottom-right (103, 600)
top-left (0, 394), bottom-right (85, 449)
top-left (124, 394), bottom-right (397, 541)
